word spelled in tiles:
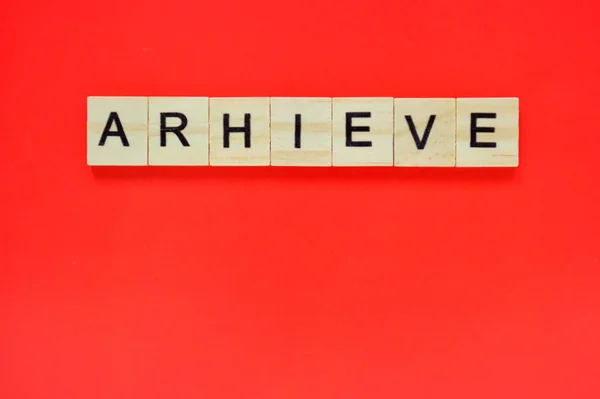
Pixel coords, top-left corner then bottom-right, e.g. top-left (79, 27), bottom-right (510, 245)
top-left (87, 97), bottom-right (519, 167)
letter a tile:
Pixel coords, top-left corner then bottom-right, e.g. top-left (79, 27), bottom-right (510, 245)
top-left (87, 96), bottom-right (148, 166)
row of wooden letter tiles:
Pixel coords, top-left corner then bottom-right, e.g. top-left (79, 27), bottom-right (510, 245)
top-left (87, 96), bottom-right (519, 167)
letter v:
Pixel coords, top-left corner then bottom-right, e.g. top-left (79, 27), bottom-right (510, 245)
top-left (405, 115), bottom-right (436, 150)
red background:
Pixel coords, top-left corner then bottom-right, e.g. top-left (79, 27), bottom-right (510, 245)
top-left (1, 0), bottom-right (599, 398)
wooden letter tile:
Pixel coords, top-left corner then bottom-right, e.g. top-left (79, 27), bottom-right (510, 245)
top-left (332, 98), bottom-right (393, 166)
top-left (148, 97), bottom-right (209, 166)
top-left (87, 96), bottom-right (148, 166)
top-left (456, 97), bottom-right (519, 167)
top-left (271, 97), bottom-right (331, 166)
top-left (394, 98), bottom-right (456, 167)
top-left (209, 98), bottom-right (270, 166)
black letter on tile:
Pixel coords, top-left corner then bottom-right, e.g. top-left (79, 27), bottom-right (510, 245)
top-left (98, 112), bottom-right (129, 146)
top-left (160, 112), bottom-right (189, 147)
top-left (470, 113), bottom-right (497, 148)
top-left (405, 115), bottom-right (436, 150)
top-left (346, 112), bottom-right (372, 147)
top-left (223, 113), bottom-right (251, 148)
top-left (294, 114), bottom-right (302, 149)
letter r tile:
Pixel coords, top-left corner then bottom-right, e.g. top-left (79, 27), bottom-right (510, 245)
top-left (148, 97), bottom-right (209, 166)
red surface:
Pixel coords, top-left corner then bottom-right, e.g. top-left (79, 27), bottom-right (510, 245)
top-left (1, 0), bottom-right (599, 398)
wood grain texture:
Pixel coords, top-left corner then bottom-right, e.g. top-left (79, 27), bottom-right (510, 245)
top-left (87, 96), bottom-right (148, 166)
top-left (271, 97), bottom-right (331, 166)
top-left (395, 98), bottom-right (456, 167)
top-left (209, 98), bottom-right (270, 166)
top-left (456, 97), bottom-right (519, 167)
top-left (148, 97), bottom-right (209, 166)
top-left (332, 98), bottom-right (394, 166)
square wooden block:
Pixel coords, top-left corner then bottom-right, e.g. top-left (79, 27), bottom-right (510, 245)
top-left (456, 98), bottom-right (519, 167)
top-left (395, 98), bottom-right (456, 167)
top-left (332, 98), bottom-right (394, 166)
top-left (148, 97), bottom-right (209, 166)
top-left (87, 96), bottom-right (148, 166)
top-left (209, 98), bottom-right (270, 166)
top-left (271, 97), bottom-right (332, 166)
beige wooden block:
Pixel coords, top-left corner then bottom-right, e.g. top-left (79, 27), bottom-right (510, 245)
top-left (271, 97), bottom-right (331, 166)
top-left (332, 98), bottom-right (393, 166)
top-left (87, 96), bottom-right (148, 166)
top-left (209, 98), bottom-right (270, 166)
top-left (456, 98), bottom-right (519, 167)
top-left (394, 98), bottom-right (456, 167)
top-left (148, 97), bottom-right (209, 166)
